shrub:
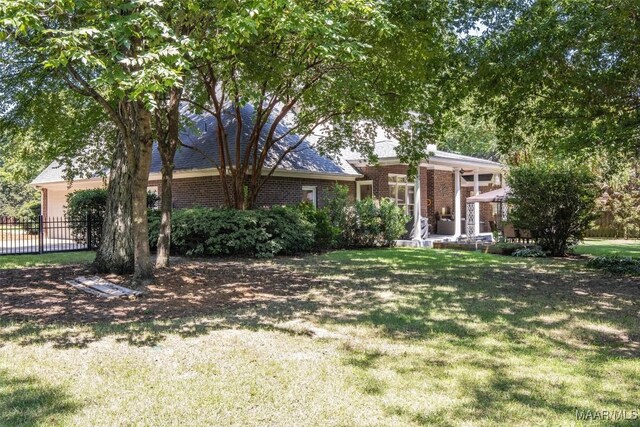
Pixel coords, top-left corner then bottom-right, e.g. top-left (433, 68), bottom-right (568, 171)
top-left (16, 200), bottom-right (41, 222)
top-left (324, 184), bottom-right (351, 245)
top-left (512, 247), bottom-right (546, 257)
top-left (297, 201), bottom-right (339, 250)
top-left (147, 191), bottom-right (160, 210)
top-left (507, 161), bottom-right (599, 256)
top-left (67, 188), bottom-right (161, 248)
top-left (66, 189), bottom-right (108, 246)
top-left (149, 206), bottom-right (314, 258)
top-left (324, 184), bottom-right (408, 248)
top-left (378, 198), bottom-right (409, 245)
top-left (14, 200), bottom-right (41, 234)
top-left (587, 255), bottom-right (640, 275)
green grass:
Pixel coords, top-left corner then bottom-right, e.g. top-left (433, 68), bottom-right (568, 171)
top-left (0, 251), bottom-right (95, 269)
top-left (573, 238), bottom-right (640, 258)
top-left (1, 248), bottom-right (639, 426)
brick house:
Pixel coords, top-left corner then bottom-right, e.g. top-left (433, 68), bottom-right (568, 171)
top-left (32, 108), bottom-right (504, 240)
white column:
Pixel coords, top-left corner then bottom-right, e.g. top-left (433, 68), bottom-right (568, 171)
top-left (411, 167), bottom-right (422, 241)
top-left (472, 171), bottom-right (480, 235)
top-left (454, 168), bottom-right (461, 237)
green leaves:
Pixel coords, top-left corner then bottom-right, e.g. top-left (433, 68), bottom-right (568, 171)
top-left (2, 0), bottom-right (192, 108)
top-left (507, 160), bottom-right (600, 256)
top-left (468, 0), bottom-right (640, 158)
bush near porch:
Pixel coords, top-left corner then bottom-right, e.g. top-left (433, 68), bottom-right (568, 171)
top-left (507, 161), bottom-right (599, 256)
top-left (66, 187), bottom-right (408, 258)
top-left (147, 199), bottom-right (408, 258)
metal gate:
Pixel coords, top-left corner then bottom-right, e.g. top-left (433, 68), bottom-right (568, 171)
top-left (0, 215), bottom-right (96, 255)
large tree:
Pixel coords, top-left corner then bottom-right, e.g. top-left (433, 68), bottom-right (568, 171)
top-left (1, 0), bottom-right (188, 284)
top-left (0, 41), bottom-right (135, 272)
top-left (181, 0), bottom-right (460, 209)
top-left (466, 0), bottom-right (640, 159)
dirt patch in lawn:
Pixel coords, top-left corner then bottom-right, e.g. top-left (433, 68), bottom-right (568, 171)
top-left (0, 258), bottom-right (321, 324)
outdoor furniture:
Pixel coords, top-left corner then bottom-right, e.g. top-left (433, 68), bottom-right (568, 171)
top-left (437, 219), bottom-right (465, 235)
top-left (466, 186), bottom-right (511, 233)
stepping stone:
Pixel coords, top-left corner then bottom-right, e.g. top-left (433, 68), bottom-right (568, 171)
top-left (66, 276), bottom-right (142, 299)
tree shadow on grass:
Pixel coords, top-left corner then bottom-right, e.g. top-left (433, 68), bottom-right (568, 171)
top-left (0, 249), bottom-right (638, 357)
top-left (0, 369), bottom-right (80, 427)
top-left (1, 249), bottom-right (639, 424)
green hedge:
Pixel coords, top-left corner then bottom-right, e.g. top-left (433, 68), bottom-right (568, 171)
top-left (66, 189), bottom-right (160, 248)
top-left (65, 189), bottom-right (108, 247)
top-left (149, 206), bottom-right (315, 258)
top-left (325, 185), bottom-right (409, 248)
top-left (148, 196), bottom-right (408, 258)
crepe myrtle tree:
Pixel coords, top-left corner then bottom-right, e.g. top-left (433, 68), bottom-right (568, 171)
top-left (1, 0), bottom-right (189, 284)
top-left (181, 0), bottom-right (459, 209)
top-left (507, 161), bottom-right (599, 256)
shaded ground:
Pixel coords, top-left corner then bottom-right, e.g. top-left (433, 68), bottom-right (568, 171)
top-left (0, 258), bottom-right (321, 324)
top-left (1, 248), bottom-right (639, 426)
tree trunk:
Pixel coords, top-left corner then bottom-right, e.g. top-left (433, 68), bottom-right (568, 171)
top-left (154, 87), bottom-right (181, 268)
top-left (155, 163), bottom-right (173, 267)
top-left (130, 104), bottom-right (155, 286)
top-left (94, 134), bottom-right (134, 274)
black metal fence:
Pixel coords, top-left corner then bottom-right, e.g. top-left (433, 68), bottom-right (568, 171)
top-left (0, 215), bottom-right (96, 256)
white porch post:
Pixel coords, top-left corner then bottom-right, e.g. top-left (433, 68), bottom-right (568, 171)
top-left (473, 171), bottom-right (480, 236)
top-left (411, 167), bottom-right (422, 241)
top-left (454, 168), bottom-right (461, 237)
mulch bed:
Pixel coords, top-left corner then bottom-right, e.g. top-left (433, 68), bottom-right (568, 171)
top-left (0, 258), bottom-right (320, 324)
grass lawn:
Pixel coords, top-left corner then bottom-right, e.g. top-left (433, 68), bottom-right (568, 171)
top-left (0, 251), bottom-right (95, 270)
top-left (1, 248), bottom-right (639, 426)
top-left (574, 238), bottom-right (640, 258)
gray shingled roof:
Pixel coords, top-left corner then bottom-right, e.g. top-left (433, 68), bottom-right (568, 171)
top-left (341, 130), bottom-right (503, 168)
top-left (32, 105), bottom-right (361, 185)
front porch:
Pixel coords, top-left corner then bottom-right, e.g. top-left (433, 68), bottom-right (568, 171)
top-left (400, 162), bottom-right (504, 247)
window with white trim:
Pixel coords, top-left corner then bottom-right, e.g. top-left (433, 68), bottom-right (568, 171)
top-left (301, 186), bottom-right (317, 208)
top-left (388, 174), bottom-right (415, 215)
top-left (356, 180), bottom-right (374, 201)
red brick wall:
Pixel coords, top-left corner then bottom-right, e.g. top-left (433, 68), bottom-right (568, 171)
top-left (41, 189), bottom-right (48, 217)
top-left (156, 169), bottom-right (500, 233)
top-left (431, 170), bottom-right (455, 222)
top-left (356, 164), bottom-right (409, 201)
top-left (148, 175), bottom-right (355, 209)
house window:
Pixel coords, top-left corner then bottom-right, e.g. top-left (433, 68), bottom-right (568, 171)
top-left (147, 186), bottom-right (160, 209)
top-left (388, 174), bottom-right (415, 215)
top-left (356, 180), bottom-right (374, 201)
top-left (302, 186), bottom-right (317, 208)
